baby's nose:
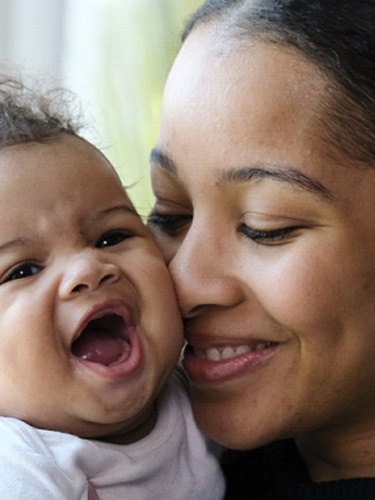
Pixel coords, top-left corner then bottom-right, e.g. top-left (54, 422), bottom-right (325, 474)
top-left (59, 250), bottom-right (120, 299)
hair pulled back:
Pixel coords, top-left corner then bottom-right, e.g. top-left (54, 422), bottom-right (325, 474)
top-left (183, 0), bottom-right (375, 166)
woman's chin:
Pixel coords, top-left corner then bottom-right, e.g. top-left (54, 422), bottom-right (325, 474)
top-left (190, 391), bottom-right (293, 451)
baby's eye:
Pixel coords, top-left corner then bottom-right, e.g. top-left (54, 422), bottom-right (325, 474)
top-left (238, 223), bottom-right (301, 245)
top-left (3, 262), bottom-right (42, 283)
top-left (147, 212), bottom-right (192, 235)
top-left (96, 229), bottom-right (134, 248)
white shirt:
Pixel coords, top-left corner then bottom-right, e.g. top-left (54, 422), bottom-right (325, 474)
top-left (0, 374), bottom-right (225, 499)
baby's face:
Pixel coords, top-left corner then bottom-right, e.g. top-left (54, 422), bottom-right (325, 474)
top-left (0, 135), bottom-right (183, 440)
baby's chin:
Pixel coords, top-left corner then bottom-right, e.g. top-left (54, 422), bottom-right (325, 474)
top-left (5, 397), bottom-right (157, 446)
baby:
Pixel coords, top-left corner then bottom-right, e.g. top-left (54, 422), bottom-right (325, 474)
top-left (0, 78), bottom-right (224, 499)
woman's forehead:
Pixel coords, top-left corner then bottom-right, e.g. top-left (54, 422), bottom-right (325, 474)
top-left (165, 32), bottom-right (326, 115)
top-left (161, 39), bottom-right (328, 170)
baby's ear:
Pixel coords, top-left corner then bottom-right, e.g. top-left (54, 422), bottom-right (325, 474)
top-left (87, 481), bottom-right (100, 500)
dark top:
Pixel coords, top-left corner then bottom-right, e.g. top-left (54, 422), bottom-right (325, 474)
top-left (222, 439), bottom-right (375, 499)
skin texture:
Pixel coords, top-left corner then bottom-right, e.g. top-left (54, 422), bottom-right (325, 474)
top-left (149, 27), bottom-right (375, 481)
top-left (0, 134), bottom-right (183, 443)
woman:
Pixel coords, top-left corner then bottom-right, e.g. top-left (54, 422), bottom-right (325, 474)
top-left (148, 0), bottom-right (375, 497)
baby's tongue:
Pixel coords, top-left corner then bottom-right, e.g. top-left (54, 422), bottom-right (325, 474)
top-left (72, 331), bottom-right (130, 366)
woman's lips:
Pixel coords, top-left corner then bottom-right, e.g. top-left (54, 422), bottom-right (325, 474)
top-left (182, 341), bottom-right (279, 383)
top-left (193, 342), bottom-right (276, 361)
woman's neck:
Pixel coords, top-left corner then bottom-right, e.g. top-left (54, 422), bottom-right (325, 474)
top-left (296, 428), bottom-right (375, 482)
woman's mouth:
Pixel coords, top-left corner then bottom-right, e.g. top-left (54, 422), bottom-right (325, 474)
top-left (193, 342), bottom-right (275, 362)
top-left (183, 341), bottom-right (279, 383)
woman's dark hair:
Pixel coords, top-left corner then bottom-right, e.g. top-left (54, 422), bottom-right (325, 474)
top-left (0, 76), bottom-right (80, 147)
top-left (182, 0), bottom-right (375, 165)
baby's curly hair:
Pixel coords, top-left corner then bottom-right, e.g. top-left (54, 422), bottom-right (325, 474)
top-left (0, 76), bottom-right (81, 147)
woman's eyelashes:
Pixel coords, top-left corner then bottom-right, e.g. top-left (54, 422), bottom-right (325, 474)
top-left (238, 223), bottom-right (302, 244)
top-left (147, 213), bottom-right (192, 235)
top-left (148, 210), bottom-right (304, 244)
top-left (96, 229), bottom-right (135, 248)
top-left (2, 261), bottom-right (43, 283)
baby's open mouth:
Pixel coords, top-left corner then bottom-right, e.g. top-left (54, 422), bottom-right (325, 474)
top-left (71, 314), bottom-right (131, 366)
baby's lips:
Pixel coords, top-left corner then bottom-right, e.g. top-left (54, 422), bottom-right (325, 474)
top-left (71, 316), bottom-right (131, 366)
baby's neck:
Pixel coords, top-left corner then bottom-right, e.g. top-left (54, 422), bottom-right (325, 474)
top-left (97, 405), bottom-right (158, 445)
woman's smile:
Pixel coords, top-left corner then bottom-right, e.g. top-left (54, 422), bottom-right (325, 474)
top-left (183, 340), bottom-right (280, 383)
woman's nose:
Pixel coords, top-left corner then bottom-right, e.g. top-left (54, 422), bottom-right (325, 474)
top-left (59, 250), bottom-right (120, 299)
top-left (168, 223), bottom-right (243, 318)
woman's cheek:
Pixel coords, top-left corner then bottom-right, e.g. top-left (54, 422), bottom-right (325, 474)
top-left (246, 248), bottom-right (342, 333)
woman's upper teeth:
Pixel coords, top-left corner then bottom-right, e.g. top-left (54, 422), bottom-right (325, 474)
top-left (195, 343), bottom-right (273, 361)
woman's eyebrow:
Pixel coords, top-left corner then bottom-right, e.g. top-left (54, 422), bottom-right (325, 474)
top-left (150, 148), bottom-right (177, 174)
top-left (218, 165), bottom-right (335, 200)
top-left (150, 148), bottom-right (334, 201)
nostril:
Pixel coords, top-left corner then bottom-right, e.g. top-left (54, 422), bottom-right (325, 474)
top-left (182, 304), bottom-right (209, 319)
top-left (100, 273), bottom-right (117, 286)
top-left (60, 260), bottom-right (121, 299)
top-left (71, 283), bottom-right (89, 293)
top-left (70, 274), bottom-right (117, 294)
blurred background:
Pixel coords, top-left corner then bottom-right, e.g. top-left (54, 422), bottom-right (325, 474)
top-left (0, 0), bottom-right (201, 215)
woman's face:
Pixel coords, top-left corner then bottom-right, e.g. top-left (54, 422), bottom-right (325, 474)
top-left (149, 28), bottom-right (375, 450)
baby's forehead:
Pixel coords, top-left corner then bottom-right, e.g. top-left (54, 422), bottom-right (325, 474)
top-left (0, 135), bottom-right (124, 197)
top-left (0, 134), bottom-right (112, 175)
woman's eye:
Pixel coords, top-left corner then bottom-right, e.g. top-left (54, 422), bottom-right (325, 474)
top-left (238, 224), bottom-right (301, 245)
top-left (96, 230), bottom-right (134, 248)
top-left (147, 212), bottom-right (192, 235)
top-left (3, 262), bottom-right (42, 283)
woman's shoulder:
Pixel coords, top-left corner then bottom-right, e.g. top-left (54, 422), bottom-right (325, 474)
top-left (221, 446), bottom-right (271, 499)
top-left (222, 439), bottom-right (375, 499)
top-left (221, 439), bottom-right (306, 500)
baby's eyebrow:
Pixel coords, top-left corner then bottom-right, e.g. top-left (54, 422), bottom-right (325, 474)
top-left (87, 204), bottom-right (140, 224)
top-left (217, 165), bottom-right (335, 201)
top-left (0, 237), bottom-right (31, 253)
